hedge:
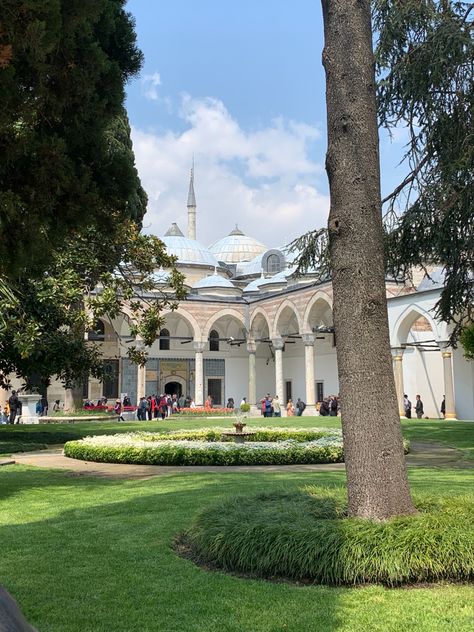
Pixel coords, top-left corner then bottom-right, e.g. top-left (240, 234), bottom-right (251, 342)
top-left (63, 437), bottom-right (345, 466)
top-left (135, 427), bottom-right (339, 443)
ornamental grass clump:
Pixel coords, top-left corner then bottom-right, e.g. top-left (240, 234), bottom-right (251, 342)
top-left (181, 487), bottom-right (474, 586)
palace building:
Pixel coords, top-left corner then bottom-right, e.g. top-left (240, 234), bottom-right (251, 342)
top-left (8, 171), bottom-right (474, 419)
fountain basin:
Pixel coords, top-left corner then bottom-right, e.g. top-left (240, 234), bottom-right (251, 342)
top-left (221, 431), bottom-right (256, 444)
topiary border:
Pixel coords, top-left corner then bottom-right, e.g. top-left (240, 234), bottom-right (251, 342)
top-left (180, 487), bottom-right (474, 586)
top-left (63, 437), bottom-right (345, 466)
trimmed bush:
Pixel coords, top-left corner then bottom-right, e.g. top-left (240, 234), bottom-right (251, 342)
top-left (181, 487), bottom-right (474, 586)
top-left (0, 441), bottom-right (48, 454)
top-left (135, 427), bottom-right (340, 443)
top-left (64, 435), bottom-right (345, 466)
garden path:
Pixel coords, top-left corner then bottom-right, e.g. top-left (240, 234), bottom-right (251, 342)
top-left (8, 440), bottom-right (472, 479)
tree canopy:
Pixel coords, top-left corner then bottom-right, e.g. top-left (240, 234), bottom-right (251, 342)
top-left (290, 0), bottom-right (473, 345)
top-left (0, 2), bottom-right (185, 391)
top-left (0, 0), bottom-right (143, 277)
top-left (375, 0), bottom-right (474, 342)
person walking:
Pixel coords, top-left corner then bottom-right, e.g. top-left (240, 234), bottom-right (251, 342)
top-left (295, 398), bottom-right (306, 417)
top-left (272, 395), bottom-right (281, 417)
top-left (114, 399), bottom-right (125, 421)
top-left (415, 395), bottom-right (424, 419)
top-left (40, 394), bottom-right (48, 417)
top-left (8, 391), bottom-right (19, 425)
top-left (403, 394), bottom-right (412, 419)
top-left (440, 396), bottom-right (446, 419)
top-left (264, 395), bottom-right (273, 418)
top-left (286, 398), bottom-right (295, 416)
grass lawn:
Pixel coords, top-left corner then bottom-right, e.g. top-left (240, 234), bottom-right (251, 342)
top-left (0, 418), bottom-right (473, 630)
top-left (0, 464), bottom-right (473, 632)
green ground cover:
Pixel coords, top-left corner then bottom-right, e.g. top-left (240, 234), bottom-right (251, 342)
top-left (0, 465), bottom-right (473, 631)
top-left (1, 417), bottom-right (472, 459)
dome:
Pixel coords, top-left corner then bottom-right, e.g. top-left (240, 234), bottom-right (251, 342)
top-left (209, 226), bottom-right (267, 264)
top-left (258, 267), bottom-right (295, 291)
top-left (162, 223), bottom-right (219, 267)
top-left (243, 275), bottom-right (265, 294)
top-left (193, 273), bottom-right (236, 290)
top-left (151, 268), bottom-right (170, 284)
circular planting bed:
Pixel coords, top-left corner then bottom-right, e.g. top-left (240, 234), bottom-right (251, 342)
top-left (180, 487), bottom-right (474, 586)
top-left (62, 427), bottom-right (370, 466)
top-left (63, 428), bottom-right (409, 467)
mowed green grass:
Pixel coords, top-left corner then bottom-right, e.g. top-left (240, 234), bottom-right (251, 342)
top-left (0, 465), bottom-right (473, 632)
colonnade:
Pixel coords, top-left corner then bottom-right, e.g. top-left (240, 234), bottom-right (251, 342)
top-left (246, 334), bottom-right (318, 416)
top-left (392, 346), bottom-right (457, 419)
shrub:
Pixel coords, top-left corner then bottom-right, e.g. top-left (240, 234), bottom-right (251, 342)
top-left (240, 403), bottom-right (251, 412)
top-left (64, 435), bottom-right (345, 466)
top-left (175, 407), bottom-right (234, 417)
top-left (181, 487), bottom-right (474, 586)
top-left (0, 441), bottom-right (48, 454)
top-left (135, 427), bottom-right (340, 443)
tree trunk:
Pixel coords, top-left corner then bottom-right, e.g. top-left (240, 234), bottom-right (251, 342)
top-left (64, 383), bottom-right (83, 412)
top-left (321, 0), bottom-right (416, 519)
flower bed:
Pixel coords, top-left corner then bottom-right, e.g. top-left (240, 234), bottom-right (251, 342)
top-left (135, 427), bottom-right (341, 443)
top-left (175, 407), bottom-right (234, 417)
top-left (64, 433), bottom-right (345, 466)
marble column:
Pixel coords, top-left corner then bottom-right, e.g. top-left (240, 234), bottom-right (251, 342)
top-left (441, 349), bottom-right (457, 419)
top-left (302, 333), bottom-right (317, 415)
top-left (194, 341), bottom-right (205, 406)
top-left (247, 339), bottom-right (259, 416)
top-left (392, 349), bottom-right (406, 418)
top-left (136, 336), bottom-right (146, 402)
top-left (137, 364), bottom-right (146, 401)
top-left (272, 338), bottom-right (285, 413)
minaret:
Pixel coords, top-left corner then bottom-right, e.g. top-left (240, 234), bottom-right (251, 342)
top-left (187, 159), bottom-right (196, 240)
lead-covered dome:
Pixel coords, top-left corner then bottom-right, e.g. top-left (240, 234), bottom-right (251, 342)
top-left (162, 223), bottom-right (219, 267)
top-left (209, 226), bottom-right (267, 264)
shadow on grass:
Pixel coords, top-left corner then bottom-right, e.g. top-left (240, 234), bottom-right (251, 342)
top-left (0, 468), bottom-right (348, 632)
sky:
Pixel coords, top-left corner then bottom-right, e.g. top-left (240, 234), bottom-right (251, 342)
top-left (125, 0), bottom-right (408, 249)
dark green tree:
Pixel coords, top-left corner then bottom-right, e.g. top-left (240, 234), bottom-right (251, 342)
top-left (375, 0), bottom-right (474, 342)
top-left (290, 1), bottom-right (473, 345)
top-left (0, 0), bottom-right (143, 276)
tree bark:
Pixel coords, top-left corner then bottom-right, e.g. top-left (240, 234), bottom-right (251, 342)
top-left (321, 0), bottom-right (416, 519)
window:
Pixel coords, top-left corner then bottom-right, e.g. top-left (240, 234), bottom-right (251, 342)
top-left (207, 378), bottom-right (222, 406)
top-left (285, 380), bottom-right (292, 403)
top-left (266, 254), bottom-right (281, 274)
top-left (209, 329), bottom-right (219, 352)
top-left (88, 320), bottom-right (105, 341)
top-left (316, 381), bottom-right (324, 402)
top-left (159, 328), bottom-right (170, 351)
top-left (102, 360), bottom-right (119, 399)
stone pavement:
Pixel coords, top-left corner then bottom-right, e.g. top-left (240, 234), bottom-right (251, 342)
top-left (7, 440), bottom-right (471, 479)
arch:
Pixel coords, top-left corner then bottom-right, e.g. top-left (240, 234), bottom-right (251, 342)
top-left (272, 299), bottom-right (302, 338)
top-left (161, 308), bottom-right (203, 342)
top-left (392, 304), bottom-right (442, 347)
top-left (159, 328), bottom-right (170, 351)
top-left (202, 308), bottom-right (246, 341)
top-left (249, 308), bottom-right (272, 339)
top-left (209, 329), bottom-right (220, 352)
top-left (303, 291), bottom-right (333, 334)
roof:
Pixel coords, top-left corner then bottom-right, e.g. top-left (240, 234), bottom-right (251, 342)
top-left (243, 275), bottom-right (265, 293)
top-left (209, 227), bottom-right (267, 264)
top-left (193, 272), bottom-right (236, 289)
top-left (162, 223), bottom-right (219, 267)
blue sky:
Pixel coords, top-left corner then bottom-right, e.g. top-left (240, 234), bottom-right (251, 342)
top-left (125, 0), bottom-right (406, 247)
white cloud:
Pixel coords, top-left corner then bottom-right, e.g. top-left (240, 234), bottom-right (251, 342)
top-left (131, 94), bottom-right (329, 247)
top-left (142, 72), bottom-right (162, 101)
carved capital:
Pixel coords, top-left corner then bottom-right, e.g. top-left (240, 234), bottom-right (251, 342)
top-left (302, 333), bottom-right (316, 346)
top-left (272, 338), bottom-right (285, 351)
top-left (193, 341), bottom-right (206, 353)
